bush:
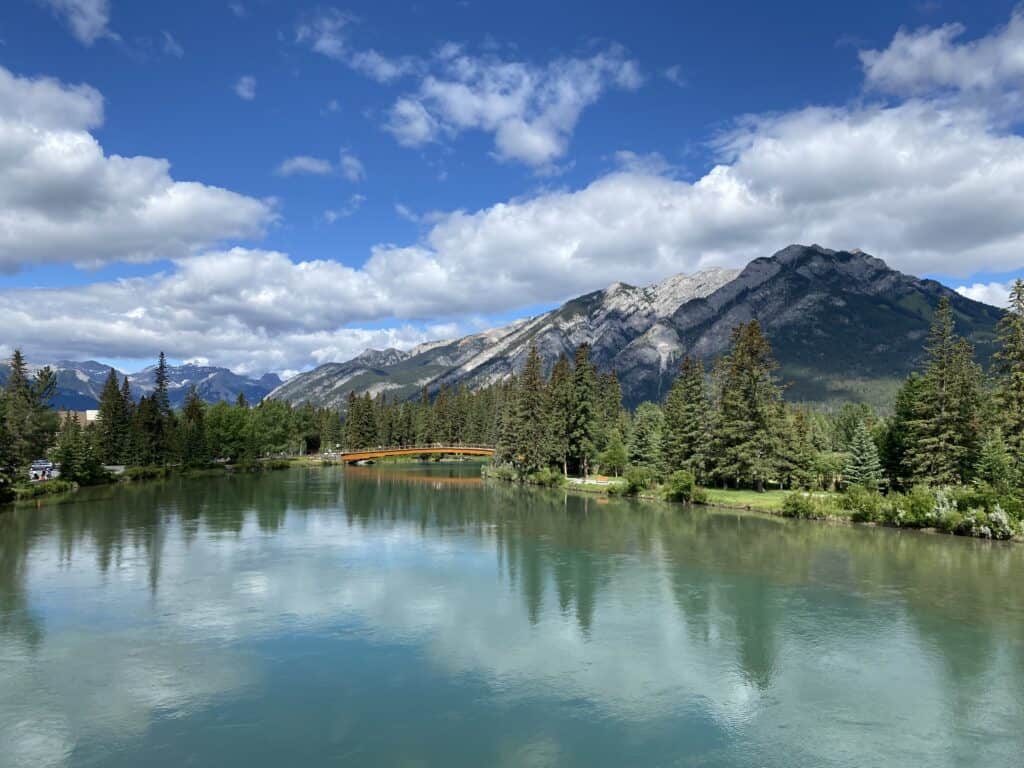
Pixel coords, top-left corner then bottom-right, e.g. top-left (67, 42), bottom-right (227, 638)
top-left (663, 470), bottom-right (697, 502)
top-left (781, 493), bottom-right (818, 519)
top-left (884, 486), bottom-right (936, 527)
top-left (528, 467), bottom-right (566, 488)
top-left (839, 485), bottom-right (886, 522)
top-left (622, 466), bottom-right (657, 496)
top-left (14, 479), bottom-right (77, 500)
top-left (691, 486), bottom-right (709, 505)
top-left (123, 465), bottom-right (171, 481)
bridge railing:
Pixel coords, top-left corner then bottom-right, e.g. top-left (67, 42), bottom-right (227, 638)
top-left (323, 443), bottom-right (496, 456)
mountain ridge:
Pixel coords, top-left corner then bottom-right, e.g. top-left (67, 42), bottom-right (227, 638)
top-left (268, 244), bottom-right (1004, 410)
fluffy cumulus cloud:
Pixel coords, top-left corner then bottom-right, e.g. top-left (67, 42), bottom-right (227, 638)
top-left (385, 44), bottom-right (643, 168)
top-left (7, 11), bottom-right (1024, 373)
top-left (0, 249), bottom-right (448, 373)
top-left (41, 0), bottom-right (113, 46)
top-left (861, 10), bottom-right (1024, 97)
top-left (956, 281), bottom-right (1015, 308)
top-left (0, 66), bottom-right (274, 271)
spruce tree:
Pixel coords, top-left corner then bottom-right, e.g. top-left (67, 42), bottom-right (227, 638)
top-left (3, 350), bottom-right (59, 466)
top-left (993, 279), bottom-right (1024, 461)
top-left (974, 428), bottom-right (1015, 492)
top-left (660, 357), bottom-right (710, 479)
top-left (97, 368), bottom-right (129, 464)
top-left (628, 402), bottom-right (663, 470)
top-left (710, 321), bottom-right (783, 491)
top-left (904, 298), bottom-right (985, 485)
top-left (545, 355), bottom-right (573, 475)
top-left (568, 344), bottom-right (598, 477)
top-left (844, 420), bottom-right (883, 490)
top-left (510, 346), bottom-right (548, 474)
top-left (179, 387), bottom-right (209, 467)
top-left (0, 397), bottom-right (17, 502)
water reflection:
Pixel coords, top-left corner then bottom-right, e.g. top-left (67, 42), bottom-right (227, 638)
top-left (1, 465), bottom-right (1022, 767)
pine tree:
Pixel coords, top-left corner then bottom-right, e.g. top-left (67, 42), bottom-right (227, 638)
top-left (509, 346), bottom-right (548, 474)
top-left (844, 420), bottom-right (883, 490)
top-left (974, 428), bottom-right (1015, 492)
top-left (55, 413), bottom-right (104, 485)
top-left (661, 357), bottom-right (710, 479)
top-left (0, 397), bottom-right (17, 502)
top-left (3, 350), bottom-right (59, 466)
top-left (179, 387), bottom-right (209, 467)
top-left (568, 344), bottom-right (598, 477)
top-left (154, 352), bottom-right (172, 418)
top-left (545, 355), bottom-right (573, 475)
top-left (777, 407), bottom-right (816, 490)
top-left (904, 298), bottom-right (986, 485)
top-left (710, 321), bottom-right (783, 491)
top-left (628, 402), bottom-right (663, 469)
top-left (96, 368), bottom-right (129, 464)
top-left (993, 279), bottom-right (1024, 462)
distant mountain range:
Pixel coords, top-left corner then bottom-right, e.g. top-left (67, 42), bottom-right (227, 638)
top-left (268, 244), bottom-right (1005, 409)
top-left (0, 360), bottom-right (282, 411)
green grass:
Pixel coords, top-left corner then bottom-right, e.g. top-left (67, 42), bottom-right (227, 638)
top-left (703, 488), bottom-right (793, 512)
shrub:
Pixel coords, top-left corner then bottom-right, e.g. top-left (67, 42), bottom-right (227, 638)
top-left (123, 465), bottom-right (171, 481)
top-left (14, 479), bottom-right (77, 500)
top-left (529, 467), bottom-right (566, 488)
top-left (691, 486), bottom-right (709, 505)
top-left (782, 493), bottom-right (817, 519)
top-left (622, 466), bottom-right (657, 496)
top-left (663, 470), bottom-right (697, 502)
top-left (839, 485), bottom-right (885, 522)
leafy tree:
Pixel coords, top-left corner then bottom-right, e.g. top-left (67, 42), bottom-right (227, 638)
top-left (599, 428), bottom-right (628, 477)
top-left (844, 421), bottom-right (883, 490)
top-left (661, 357), bottom-right (710, 479)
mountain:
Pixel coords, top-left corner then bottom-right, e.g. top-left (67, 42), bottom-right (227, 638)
top-left (128, 364), bottom-right (282, 408)
top-left (270, 245), bottom-right (1004, 410)
top-left (267, 267), bottom-right (741, 409)
top-left (0, 360), bottom-right (282, 410)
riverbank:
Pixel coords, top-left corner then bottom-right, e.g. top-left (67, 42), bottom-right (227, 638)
top-left (481, 465), bottom-right (1024, 542)
top-left (5, 458), bottom-right (299, 508)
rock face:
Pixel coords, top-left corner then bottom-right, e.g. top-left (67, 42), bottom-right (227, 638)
top-left (270, 245), bottom-right (1004, 409)
top-left (0, 361), bottom-right (281, 410)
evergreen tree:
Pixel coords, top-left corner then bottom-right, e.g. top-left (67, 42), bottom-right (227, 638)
top-left (178, 387), bottom-right (209, 467)
top-left (777, 407), bottom-right (816, 490)
top-left (660, 357), bottom-right (710, 479)
top-left (3, 350), bottom-right (59, 466)
top-left (882, 373), bottom-right (925, 489)
top-left (96, 368), bottom-right (130, 464)
top-left (628, 402), bottom-right (663, 469)
top-left (974, 428), bottom-right (1015, 492)
top-left (568, 344), bottom-right (598, 477)
top-left (236, 392), bottom-right (249, 408)
top-left (509, 346), bottom-right (548, 474)
top-left (54, 413), bottom-right (104, 485)
top-left (154, 352), bottom-right (172, 418)
top-left (904, 298), bottom-right (986, 485)
top-left (844, 420), bottom-right (883, 490)
top-left (545, 355), bottom-right (573, 475)
top-left (993, 279), bottom-right (1024, 462)
top-left (710, 321), bottom-right (783, 491)
top-left (0, 397), bottom-right (17, 502)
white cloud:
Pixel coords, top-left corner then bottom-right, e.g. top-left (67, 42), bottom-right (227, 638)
top-left (228, 2), bottom-right (246, 18)
top-left (324, 193), bottom-right (366, 222)
top-left (161, 31), bottom-right (184, 58)
top-left (338, 151), bottom-right (365, 182)
top-left (294, 7), bottom-right (351, 60)
top-left (0, 65), bottom-right (274, 272)
top-left (234, 75), bottom-right (256, 100)
top-left (385, 44), bottom-right (643, 168)
top-left (956, 281), bottom-right (1014, 308)
top-left (663, 65), bottom-right (686, 87)
top-left (348, 49), bottom-right (422, 82)
top-left (861, 10), bottom-right (1024, 97)
top-left (276, 155), bottom-right (333, 176)
top-left (41, 0), bottom-right (113, 46)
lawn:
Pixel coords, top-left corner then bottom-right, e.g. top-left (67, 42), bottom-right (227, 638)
top-left (703, 488), bottom-right (793, 512)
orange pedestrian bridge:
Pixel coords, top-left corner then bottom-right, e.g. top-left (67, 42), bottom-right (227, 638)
top-left (332, 444), bottom-right (496, 464)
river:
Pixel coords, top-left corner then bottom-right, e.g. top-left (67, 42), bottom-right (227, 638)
top-left (1, 463), bottom-right (1022, 767)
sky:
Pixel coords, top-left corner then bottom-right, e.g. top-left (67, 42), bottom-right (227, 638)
top-left (1, 0), bottom-right (1023, 377)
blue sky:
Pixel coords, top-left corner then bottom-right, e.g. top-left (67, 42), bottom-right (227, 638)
top-left (0, 0), bottom-right (1023, 374)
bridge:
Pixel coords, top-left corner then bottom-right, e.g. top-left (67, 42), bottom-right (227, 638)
top-left (332, 444), bottom-right (496, 464)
